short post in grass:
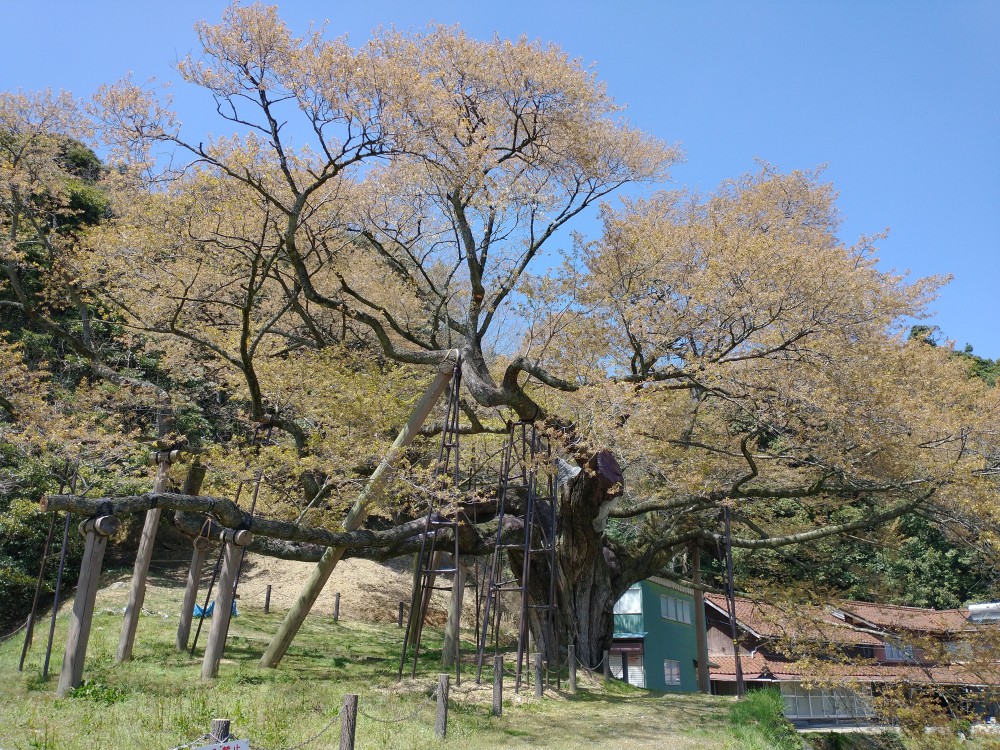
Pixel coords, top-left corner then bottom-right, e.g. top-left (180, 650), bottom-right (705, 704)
top-left (603, 649), bottom-right (611, 680)
top-left (622, 652), bottom-right (629, 685)
top-left (264, 584), bottom-right (272, 614)
top-left (177, 535), bottom-right (209, 651)
top-left (568, 644), bottom-right (577, 694)
top-left (339, 694), bottom-right (358, 750)
top-left (492, 655), bottom-right (503, 717)
top-left (534, 652), bottom-right (543, 698)
top-left (210, 718), bottom-right (231, 742)
top-left (56, 514), bottom-right (119, 697)
top-left (397, 601), bottom-right (404, 628)
top-left (436, 673), bottom-right (450, 739)
top-left (202, 528), bottom-right (253, 679)
top-left (334, 592), bottom-right (340, 622)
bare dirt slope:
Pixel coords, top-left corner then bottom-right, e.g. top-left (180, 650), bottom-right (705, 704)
top-left (236, 553), bottom-right (459, 624)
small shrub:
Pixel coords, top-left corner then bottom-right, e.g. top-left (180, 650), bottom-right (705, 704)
top-left (729, 688), bottom-right (802, 750)
top-left (67, 680), bottom-right (128, 705)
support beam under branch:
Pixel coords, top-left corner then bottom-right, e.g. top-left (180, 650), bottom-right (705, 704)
top-left (259, 360), bottom-right (456, 668)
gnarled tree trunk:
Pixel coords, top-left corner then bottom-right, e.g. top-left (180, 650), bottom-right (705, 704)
top-left (520, 450), bottom-right (627, 668)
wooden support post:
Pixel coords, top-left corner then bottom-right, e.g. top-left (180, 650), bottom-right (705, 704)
top-left (117, 449), bottom-right (182, 663)
top-left (210, 718), bottom-right (231, 742)
top-left (622, 652), bottom-right (629, 684)
top-left (264, 584), bottom-right (272, 614)
top-left (603, 649), bottom-right (611, 680)
top-left (568, 644), bottom-right (577, 694)
top-left (435, 673), bottom-right (450, 739)
top-left (56, 515), bottom-right (119, 697)
top-left (339, 694), bottom-right (358, 750)
top-left (692, 543), bottom-right (711, 694)
top-left (534, 652), bottom-right (543, 698)
top-left (260, 364), bottom-right (455, 669)
top-left (333, 592), bottom-right (340, 622)
top-left (441, 561), bottom-right (464, 669)
top-left (492, 655), bottom-right (503, 717)
top-left (177, 536), bottom-right (209, 651)
top-left (201, 529), bottom-right (253, 679)
top-left (397, 601), bottom-right (404, 628)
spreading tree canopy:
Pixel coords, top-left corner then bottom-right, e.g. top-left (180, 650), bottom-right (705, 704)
top-left (3, 4), bottom-right (999, 662)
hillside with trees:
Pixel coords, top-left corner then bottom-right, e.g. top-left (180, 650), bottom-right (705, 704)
top-left (2, 4), bottom-right (998, 672)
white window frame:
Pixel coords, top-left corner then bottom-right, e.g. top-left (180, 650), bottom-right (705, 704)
top-left (884, 641), bottom-right (915, 661)
top-left (779, 681), bottom-right (874, 720)
top-left (614, 586), bottom-right (642, 615)
top-left (660, 594), bottom-right (692, 624)
top-left (663, 659), bottom-right (681, 686)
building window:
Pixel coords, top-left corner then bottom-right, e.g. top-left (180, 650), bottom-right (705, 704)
top-left (660, 595), bottom-right (692, 624)
top-left (884, 642), bottom-right (915, 661)
top-left (614, 586), bottom-right (642, 615)
top-left (663, 659), bottom-right (681, 685)
top-left (779, 681), bottom-right (874, 721)
top-left (610, 651), bottom-right (646, 688)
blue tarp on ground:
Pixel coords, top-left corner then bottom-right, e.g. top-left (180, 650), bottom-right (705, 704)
top-left (192, 600), bottom-right (238, 618)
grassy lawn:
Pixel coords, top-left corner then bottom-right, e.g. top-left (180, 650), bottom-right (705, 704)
top-left (0, 566), bottom-right (798, 749)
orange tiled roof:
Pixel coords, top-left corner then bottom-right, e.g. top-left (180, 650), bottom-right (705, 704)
top-left (710, 652), bottom-right (1000, 686)
top-left (705, 593), bottom-right (883, 646)
top-left (835, 600), bottom-right (971, 634)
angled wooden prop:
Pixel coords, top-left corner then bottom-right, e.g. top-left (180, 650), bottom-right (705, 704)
top-left (259, 358), bottom-right (456, 668)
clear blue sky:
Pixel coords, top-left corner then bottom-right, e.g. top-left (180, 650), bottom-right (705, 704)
top-left (4, 1), bottom-right (998, 357)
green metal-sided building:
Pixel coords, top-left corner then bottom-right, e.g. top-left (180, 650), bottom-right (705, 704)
top-left (611, 577), bottom-right (700, 692)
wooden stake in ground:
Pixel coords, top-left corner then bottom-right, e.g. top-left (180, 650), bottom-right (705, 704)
top-left (568, 644), bottom-right (577, 694)
top-left (57, 515), bottom-right (119, 697)
top-left (339, 695), bottom-right (358, 750)
top-left (492, 655), bottom-right (503, 717)
top-left (210, 719), bottom-right (231, 742)
top-left (177, 536), bottom-right (209, 651)
top-left (435, 673), bottom-right (450, 739)
top-left (175, 463), bottom-right (208, 651)
top-left (202, 529), bottom-right (253, 679)
top-left (259, 362), bottom-right (455, 669)
top-left (440, 560), bottom-right (465, 672)
top-left (534, 652), bottom-right (543, 698)
top-left (117, 449), bottom-right (180, 663)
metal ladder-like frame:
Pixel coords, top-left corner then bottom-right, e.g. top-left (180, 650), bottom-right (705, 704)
top-left (475, 422), bottom-right (559, 692)
top-left (398, 513), bottom-right (462, 681)
top-left (397, 360), bottom-right (465, 682)
top-left (19, 465), bottom-right (77, 678)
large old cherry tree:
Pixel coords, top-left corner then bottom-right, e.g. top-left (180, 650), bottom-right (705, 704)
top-left (6, 4), bottom-right (998, 664)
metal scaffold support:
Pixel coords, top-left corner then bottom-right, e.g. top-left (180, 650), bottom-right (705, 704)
top-left (398, 360), bottom-right (467, 683)
top-left (475, 421), bottom-right (559, 693)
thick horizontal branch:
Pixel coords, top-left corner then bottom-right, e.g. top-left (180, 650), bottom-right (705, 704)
top-left (714, 491), bottom-right (934, 550)
top-left (44, 492), bottom-right (522, 558)
top-left (608, 492), bottom-right (726, 519)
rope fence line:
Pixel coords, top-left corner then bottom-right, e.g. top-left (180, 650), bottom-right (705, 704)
top-left (166, 733), bottom-right (212, 750)
top-left (0, 618), bottom-right (29, 646)
top-left (253, 709), bottom-right (341, 750)
top-left (357, 695), bottom-right (433, 725)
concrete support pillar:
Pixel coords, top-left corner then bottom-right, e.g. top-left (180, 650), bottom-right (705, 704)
top-left (57, 515), bottom-right (119, 697)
